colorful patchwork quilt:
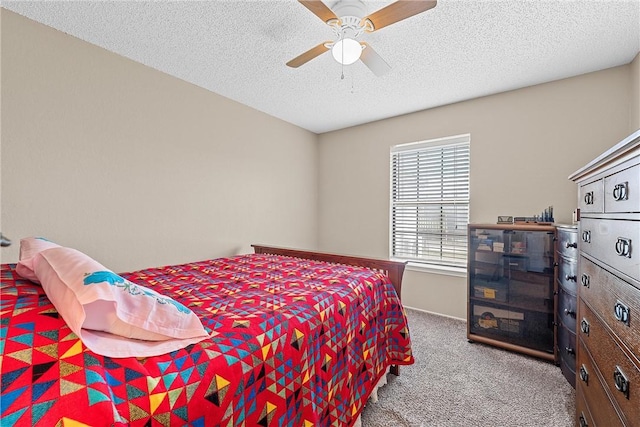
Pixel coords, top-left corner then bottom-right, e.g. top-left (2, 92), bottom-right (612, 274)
top-left (1, 254), bottom-right (413, 426)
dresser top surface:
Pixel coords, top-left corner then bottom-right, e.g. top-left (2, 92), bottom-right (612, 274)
top-left (556, 223), bottom-right (578, 230)
top-left (469, 223), bottom-right (556, 232)
top-left (569, 129), bottom-right (640, 183)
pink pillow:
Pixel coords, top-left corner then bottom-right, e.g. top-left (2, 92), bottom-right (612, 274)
top-left (33, 247), bottom-right (210, 357)
top-left (16, 237), bottom-right (62, 282)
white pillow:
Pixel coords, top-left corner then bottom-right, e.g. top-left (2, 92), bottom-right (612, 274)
top-left (33, 247), bottom-right (210, 357)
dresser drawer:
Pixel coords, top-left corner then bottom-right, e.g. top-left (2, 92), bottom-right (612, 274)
top-left (557, 226), bottom-right (579, 258)
top-left (580, 218), bottom-right (640, 281)
top-left (575, 387), bottom-right (596, 427)
top-left (558, 254), bottom-right (579, 294)
top-left (558, 285), bottom-right (578, 332)
top-left (576, 338), bottom-right (625, 427)
top-left (605, 163), bottom-right (640, 213)
top-left (579, 301), bottom-right (640, 426)
top-left (580, 256), bottom-right (640, 360)
top-left (558, 321), bottom-right (577, 369)
top-left (560, 354), bottom-right (576, 389)
top-left (580, 179), bottom-right (604, 213)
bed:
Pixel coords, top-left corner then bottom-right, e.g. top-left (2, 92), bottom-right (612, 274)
top-left (1, 242), bottom-right (414, 426)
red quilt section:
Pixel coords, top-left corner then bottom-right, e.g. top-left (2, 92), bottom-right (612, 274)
top-left (1, 254), bottom-right (414, 426)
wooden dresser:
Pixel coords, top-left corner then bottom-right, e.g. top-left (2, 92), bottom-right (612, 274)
top-left (569, 129), bottom-right (640, 427)
top-left (556, 224), bottom-right (579, 388)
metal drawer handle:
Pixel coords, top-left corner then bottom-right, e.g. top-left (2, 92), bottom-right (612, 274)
top-left (579, 413), bottom-right (588, 427)
top-left (614, 300), bottom-right (630, 326)
top-left (582, 230), bottom-right (591, 243)
top-left (581, 274), bottom-right (590, 288)
top-left (564, 308), bottom-right (576, 318)
top-left (579, 365), bottom-right (589, 384)
top-left (612, 182), bottom-right (628, 201)
top-left (565, 347), bottom-right (575, 355)
top-left (584, 191), bottom-right (594, 205)
top-left (614, 366), bottom-right (630, 399)
top-left (565, 274), bottom-right (577, 282)
top-left (565, 242), bottom-right (577, 249)
top-left (615, 237), bottom-right (632, 258)
top-left (580, 318), bottom-right (590, 335)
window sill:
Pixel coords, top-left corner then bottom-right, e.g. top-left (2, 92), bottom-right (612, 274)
top-left (398, 261), bottom-right (468, 278)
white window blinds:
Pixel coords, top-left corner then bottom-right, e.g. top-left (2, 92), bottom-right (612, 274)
top-left (390, 135), bottom-right (470, 268)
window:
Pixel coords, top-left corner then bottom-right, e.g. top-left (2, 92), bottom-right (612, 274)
top-left (390, 134), bottom-right (470, 269)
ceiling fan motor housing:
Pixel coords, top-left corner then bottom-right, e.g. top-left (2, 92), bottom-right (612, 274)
top-left (332, 16), bottom-right (366, 40)
top-left (331, 0), bottom-right (368, 19)
top-left (329, 0), bottom-right (371, 40)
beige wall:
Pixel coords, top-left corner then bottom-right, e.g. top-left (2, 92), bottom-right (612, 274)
top-left (2, 9), bottom-right (638, 319)
top-left (630, 52), bottom-right (640, 132)
top-left (0, 10), bottom-right (318, 271)
top-left (0, 10), bottom-right (3, 245)
top-left (318, 64), bottom-right (633, 319)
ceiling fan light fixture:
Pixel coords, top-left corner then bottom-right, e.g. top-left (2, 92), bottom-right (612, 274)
top-left (289, 0), bottom-right (438, 74)
top-left (331, 38), bottom-right (362, 65)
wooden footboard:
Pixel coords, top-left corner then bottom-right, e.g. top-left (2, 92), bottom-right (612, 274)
top-left (251, 244), bottom-right (408, 376)
top-left (251, 245), bottom-right (407, 299)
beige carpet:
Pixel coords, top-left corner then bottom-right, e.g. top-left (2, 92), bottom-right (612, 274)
top-left (361, 308), bottom-right (575, 427)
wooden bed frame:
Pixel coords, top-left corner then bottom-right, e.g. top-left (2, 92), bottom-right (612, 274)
top-left (252, 244), bottom-right (408, 376)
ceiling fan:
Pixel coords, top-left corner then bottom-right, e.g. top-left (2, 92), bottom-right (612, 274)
top-left (287, 0), bottom-right (437, 76)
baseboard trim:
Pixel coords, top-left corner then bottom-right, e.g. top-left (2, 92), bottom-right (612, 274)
top-left (403, 305), bottom-right (467, 322)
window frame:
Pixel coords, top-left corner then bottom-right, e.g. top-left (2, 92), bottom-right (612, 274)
top-left (389, 134), bottom-right (470, 274)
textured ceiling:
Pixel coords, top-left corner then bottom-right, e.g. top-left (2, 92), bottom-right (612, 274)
top-left (3, 0), bottom-right (640, 134)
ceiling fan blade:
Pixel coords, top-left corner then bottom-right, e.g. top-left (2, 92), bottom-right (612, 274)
top-left (363, 0), bottom-right (437, 32)
top-left (360, 42), bottom-right (391, 77)
top-left (286, 42), bottom-right (331, 68)
top-left (299, 0), bottom-right (339, 24)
